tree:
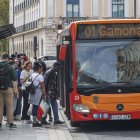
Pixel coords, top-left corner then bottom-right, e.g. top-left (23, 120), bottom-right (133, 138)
top-left (0, 0), bottom-right (9, 53)
top-left (0, 0), bottom-right (9, 25)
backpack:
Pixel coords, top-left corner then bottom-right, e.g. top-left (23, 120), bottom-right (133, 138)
top-left (26, 75), bottom-right (39, 94)
top-left (0, 64), bottom-right (10, 90)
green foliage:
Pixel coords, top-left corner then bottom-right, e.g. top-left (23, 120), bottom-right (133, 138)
top-left (0, 0), bottom-right (9, 25)
top-left (0, 0), bottom-right (9, 53)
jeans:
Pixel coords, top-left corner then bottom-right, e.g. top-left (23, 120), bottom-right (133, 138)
top-left (50, 99), bottom-right (59, 123)
top-left (32, 105), bottom-right (39, 123)
top-left (22, 90), bottom-right (30, 120)
top-left (32, 105), bottom-right (38, 116)
top-left (14, 91), bottom-right (22, 116)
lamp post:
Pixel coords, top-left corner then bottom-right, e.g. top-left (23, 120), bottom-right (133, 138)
top-left (134, 0), bottom-right (136, 18)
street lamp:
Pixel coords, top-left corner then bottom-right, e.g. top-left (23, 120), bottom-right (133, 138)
top-left (134, 0), bottom-right (136, 18)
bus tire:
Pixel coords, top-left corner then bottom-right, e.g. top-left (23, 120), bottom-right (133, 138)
top-left (70, 121), bottom-right (80, 127)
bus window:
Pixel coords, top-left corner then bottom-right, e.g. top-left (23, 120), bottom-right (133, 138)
top-left (76, 39), bottom-right (140, 88)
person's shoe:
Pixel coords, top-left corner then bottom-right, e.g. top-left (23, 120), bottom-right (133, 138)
top-left (6, 122), bottom-right (10, 127)
top-left (14, 116), bottom-right (21, 121)
top-left (23, 120), bottom-right (32, 124)
top-left (49, 117), bottom-right (53, 122)
top-left (32, 123), bottom-right (42, 127)
top-left (41, 121), bottom-right (51, 125)
top-left (54, 120), bottom-right (65, 125)
top-left (16, 118), bottom-right (22, 121)
top-left (10, 123), bottom-right (17, 129)
top-left (21, 117), bottom-right (25, 120)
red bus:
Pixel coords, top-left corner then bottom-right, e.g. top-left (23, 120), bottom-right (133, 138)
top-left (57, 19), bottom-right (140, 127)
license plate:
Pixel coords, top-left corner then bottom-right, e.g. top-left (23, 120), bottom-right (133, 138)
top-left (110, 114), bottom-right (131, 120)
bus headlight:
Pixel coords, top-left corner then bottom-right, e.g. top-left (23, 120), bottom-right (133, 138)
top-left (73, 104), bottom-right (90, 113)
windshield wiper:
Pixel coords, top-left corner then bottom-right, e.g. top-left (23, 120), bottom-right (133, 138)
top-left (82, 84), bottom-right (115, 94)
top-left (80, 81), bottom-right (140, 95)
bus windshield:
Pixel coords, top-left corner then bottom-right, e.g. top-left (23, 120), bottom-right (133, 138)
top-left (76, 39), bottom-right (140, 88)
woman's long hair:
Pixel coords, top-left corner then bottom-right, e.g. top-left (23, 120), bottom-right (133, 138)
top-left (23, 60), bottom-right (32, 70)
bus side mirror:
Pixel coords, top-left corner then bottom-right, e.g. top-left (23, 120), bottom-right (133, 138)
top-left (59, 45), bottom-right (66, 61)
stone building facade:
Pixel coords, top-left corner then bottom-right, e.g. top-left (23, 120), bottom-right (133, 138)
top-left (9, 0), bottom-right (140, 58)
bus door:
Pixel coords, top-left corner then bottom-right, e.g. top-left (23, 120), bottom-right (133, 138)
top-left (58, 44), bottom-right (72, 119)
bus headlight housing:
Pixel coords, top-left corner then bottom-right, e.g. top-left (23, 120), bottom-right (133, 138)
top-left (73, 104), bottom-right (90, 113)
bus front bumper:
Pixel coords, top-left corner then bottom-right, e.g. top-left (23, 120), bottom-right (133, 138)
top-left (71, 109), bottom-right (140, 121)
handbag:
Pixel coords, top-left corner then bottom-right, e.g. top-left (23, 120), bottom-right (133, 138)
top-left (26, 75), bottom-right (39, 94)
top-left (37, 99), bottom-right (50, 120)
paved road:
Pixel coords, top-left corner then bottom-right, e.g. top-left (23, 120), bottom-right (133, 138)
top-left (60, 110), bottom-right (140, 140)
top-left (1, 103), bottom-right (140, 140)
top-left (0, 108), bottom-right (73, 140)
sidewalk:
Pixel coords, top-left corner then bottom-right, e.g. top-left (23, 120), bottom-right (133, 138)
top-left (0, 107), bottom-right (73, 140)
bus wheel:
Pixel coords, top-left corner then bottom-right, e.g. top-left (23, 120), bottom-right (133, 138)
top-left (70, 121), bottom-right (80, 127)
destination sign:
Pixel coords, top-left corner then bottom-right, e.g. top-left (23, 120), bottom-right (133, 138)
top-left (76, 23), bottom-right (140, 40)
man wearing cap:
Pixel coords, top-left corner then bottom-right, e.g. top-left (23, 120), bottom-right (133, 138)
top-left (0, 53), bottom-right (17, 129)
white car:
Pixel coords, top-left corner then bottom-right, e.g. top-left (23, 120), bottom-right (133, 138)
top-left (37, 56), bottom-right (56, 68)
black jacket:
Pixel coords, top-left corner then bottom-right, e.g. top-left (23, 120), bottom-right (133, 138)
top-left (44, 68), bottom-right (58, 99)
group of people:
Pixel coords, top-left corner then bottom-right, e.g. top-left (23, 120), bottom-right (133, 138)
top-left (0, 52), bottom-right (64, 129)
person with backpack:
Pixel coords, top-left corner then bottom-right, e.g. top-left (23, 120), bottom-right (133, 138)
top-left (0, 53), bottom-right (17, 129)
top-left (28, 61), bottom-right (46, 127)
top-left (9, 60), bottom-right (19, 119)
top-left (3, 59), bottom-right (19, 123)
top-left (44, 62), bottom-right (64, 125)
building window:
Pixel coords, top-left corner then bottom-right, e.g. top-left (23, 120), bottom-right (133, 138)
top-left (112, 0), bottom-right (124, 18)
top-left (67, 0), bottom-right (79, 17)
